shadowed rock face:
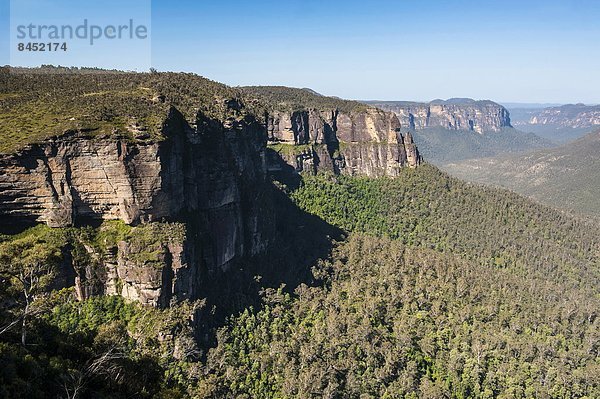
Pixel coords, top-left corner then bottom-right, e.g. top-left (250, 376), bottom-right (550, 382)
top-left (266, 107), bottom-right (420, 176)
top-left (370, 99), bottom-right (512, 134)
top-left (0, 107), bottom-right (274, 294)
top-left (0, 105), bottom-right (418, 230)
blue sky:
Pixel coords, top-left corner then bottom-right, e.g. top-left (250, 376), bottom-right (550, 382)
top-left (1, 0), bottom-right (600, 103)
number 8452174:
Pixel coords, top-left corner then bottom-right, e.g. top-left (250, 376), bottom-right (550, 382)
top-left (17, 42), bottom-right (67, 51)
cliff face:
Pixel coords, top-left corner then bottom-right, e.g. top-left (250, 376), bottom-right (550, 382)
top-left (0, 106), bottom-right (274, 300)
top-left (69, 224), bottom-right (195, 308)
top-left (528, 104), bottom-right (600, 128)
top-left (370, 99), bottom-right (512, 134)
top-left (265, 107), bottom-right (420, 177)
top-left (0, 77), bottom-right (422, 308)
top-left (0, 136), bottom-right (165, 227)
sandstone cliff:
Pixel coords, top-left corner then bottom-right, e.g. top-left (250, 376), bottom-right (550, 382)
top-left (0, 71), bottom-right (421, 308)
top-left (265, 108), bottom-right (419, 176)
top-left (528, 104), bottom-right (600, 128)
top-left (66, 222), bottom-right (193, 308)
top-left (369, 98), bottom-right (512, 134)
top-left (242, 87), bottom-right (421, 176)
top-left (0, 104), bottom-right (274, 303)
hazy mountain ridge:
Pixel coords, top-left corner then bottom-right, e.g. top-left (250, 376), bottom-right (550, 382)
top-left (507, 105), bottom-right (596, 144)
top-left (445, 129), bottom-right (600, 217)
top-left (528, 103), bottom-right (600, 128)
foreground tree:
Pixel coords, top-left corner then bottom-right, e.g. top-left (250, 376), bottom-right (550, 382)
top-left (0, 227), bottom-right (64, 345)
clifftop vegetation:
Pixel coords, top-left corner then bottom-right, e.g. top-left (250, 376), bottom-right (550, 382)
top-left (241, 85), bottom-right (368, 114)
top-left (366, 98), bottom-right (503, 108)
top-left (0, 68), bottom-right (375, 154)
top-left (0, 67), bottom-right (246, 153)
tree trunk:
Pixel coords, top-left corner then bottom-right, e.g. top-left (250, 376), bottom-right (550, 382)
top-left (21, 302), bottom-right (28, 346)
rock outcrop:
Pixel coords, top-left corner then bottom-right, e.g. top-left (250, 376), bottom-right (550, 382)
top-left (369, 98), bottom-right (512, 134)
top-left (66, 223), bottom-right (197, 307)
top-left (528, 104), bottom-right (600, 128)
top-left (265, 107), bottom-right (420, 177)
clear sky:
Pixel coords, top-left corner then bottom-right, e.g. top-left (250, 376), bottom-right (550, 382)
top-left (1, 0), bottom-right (600, 103)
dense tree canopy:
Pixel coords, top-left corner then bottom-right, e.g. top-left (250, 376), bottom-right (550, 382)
top-left (202, 234), bottom-right (599, 398)
top-left (196, 165), bottom-right (599, 398)
top-left (0, 164), bottom-right (598, 398)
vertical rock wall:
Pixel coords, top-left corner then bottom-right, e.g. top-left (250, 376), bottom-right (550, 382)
top-left (266, 106), bottom-right (420, 176)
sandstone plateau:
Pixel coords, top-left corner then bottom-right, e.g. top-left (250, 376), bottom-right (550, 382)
top-left (369, 98), bottom-right (512, 134)
top-left (527, 104), bottom-right (600, 128)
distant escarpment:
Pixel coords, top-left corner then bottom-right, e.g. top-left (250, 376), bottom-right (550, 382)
top-left (528, 103), bottom-right (600, 128)
top-left (242, 86), bottom-right (420, 177)
top-left (365, 98), bottom-right (553, 165)
top-left (368, 98), bottom-right (512, 133)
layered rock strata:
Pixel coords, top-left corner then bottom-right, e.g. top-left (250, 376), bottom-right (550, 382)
top-left (0, 106), bottom-right (273, 294)
top-left (528, 104), bottom-right (600, 128)
top-left (0, 92), bottom-right (420, 307)
top-left (265, 107), bottom-right (420, 176)
top-left (370, 99), bottom-right (512, 133)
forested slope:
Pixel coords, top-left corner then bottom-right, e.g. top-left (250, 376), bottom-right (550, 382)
top-left (200, 165), bottom-right (600, 398)
top-left (1, 164), bottom-right (598, 398)
top-left (411, 127), bottom-right (552, 165)
top-left (445, 130), bottom-right (600, 218)
top-left (204, 235), bottom-right (599, 398)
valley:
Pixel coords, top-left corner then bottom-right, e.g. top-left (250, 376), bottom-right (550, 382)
top-left (445, 130), bottom-right (600, 218)
top-left (2, 1), bottom-right (599, 398)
